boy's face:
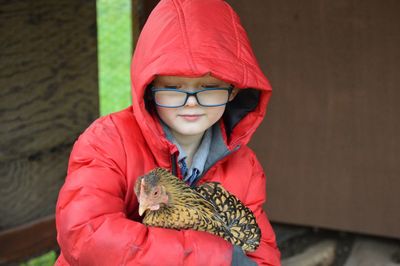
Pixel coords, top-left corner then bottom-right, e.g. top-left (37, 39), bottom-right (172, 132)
top-left (152, 73), bottom-right (238, 139)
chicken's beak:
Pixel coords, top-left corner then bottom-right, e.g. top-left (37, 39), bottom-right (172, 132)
top-left (138, 204), bottom-right (147, 216)
top-left (138, 192), bottom-right (150, 216)
top-left (138, 178), bottom-right (148, 216)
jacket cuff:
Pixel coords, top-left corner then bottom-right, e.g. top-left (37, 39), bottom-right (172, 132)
top-left (231, 245), bottom-right (257, 266)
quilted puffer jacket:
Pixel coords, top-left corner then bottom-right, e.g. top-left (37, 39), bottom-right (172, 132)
top-left (55, 0), bottom-right (281, 265)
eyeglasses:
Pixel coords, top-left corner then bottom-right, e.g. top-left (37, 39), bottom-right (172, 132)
top-left (150, 85), bottom-right (234, 108)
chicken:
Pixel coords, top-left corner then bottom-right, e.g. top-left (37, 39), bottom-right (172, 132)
top-left (134, 167), bottom-right (261, 252)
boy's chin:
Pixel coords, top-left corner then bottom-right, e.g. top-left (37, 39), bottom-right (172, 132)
top-left (172, 126), bottom-right (207, 137)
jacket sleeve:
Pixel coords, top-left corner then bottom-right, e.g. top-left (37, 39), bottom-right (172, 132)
top-left (244, 151), bottom-right (281, 266)
top-left (56, 117), bottom-right (233, 266)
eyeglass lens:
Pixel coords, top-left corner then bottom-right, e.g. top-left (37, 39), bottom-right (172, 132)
top-left (154, 89), bottom-right (230, 107)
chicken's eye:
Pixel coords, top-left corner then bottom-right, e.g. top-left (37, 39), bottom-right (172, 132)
top-left (153, 190), bottom-right (158, 196)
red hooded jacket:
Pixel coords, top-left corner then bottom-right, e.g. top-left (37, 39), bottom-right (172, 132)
top-left (56, 0), bottom-right (280, 265)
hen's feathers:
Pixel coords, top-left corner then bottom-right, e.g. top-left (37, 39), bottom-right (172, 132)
top-left (137, 168), bottom-right (261, 252)
top-left (194, 182), bottom-right (261, 250)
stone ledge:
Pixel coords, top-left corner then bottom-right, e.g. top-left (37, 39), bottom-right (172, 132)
top-left (282, 240), bottom-right (337, 266)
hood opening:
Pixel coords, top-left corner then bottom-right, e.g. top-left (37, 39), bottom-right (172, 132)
top-left (144, 83), bottom-right (156, 115)
top-left (223, 88), bottom-right (260, 138)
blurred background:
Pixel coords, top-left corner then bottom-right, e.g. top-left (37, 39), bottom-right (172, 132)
top-left (0, 0), bottom-right (399, 265)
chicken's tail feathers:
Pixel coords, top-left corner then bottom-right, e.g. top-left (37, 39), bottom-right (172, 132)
top-left (195, 181), bottom-right (262, 252)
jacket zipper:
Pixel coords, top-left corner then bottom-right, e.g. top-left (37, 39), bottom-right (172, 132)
top-left (170, 153), bottom-right (178, 176)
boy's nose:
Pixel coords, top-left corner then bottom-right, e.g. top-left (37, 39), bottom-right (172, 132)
top-left (185, 95), bottom-right (199, 106)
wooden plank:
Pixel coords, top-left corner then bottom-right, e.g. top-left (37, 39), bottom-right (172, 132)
top-left (224, 0), bottom-right (400, 238)
top-left (0, 0), bottom-right (99, 161)
top-left (0, 145), bottom-right (70, 230)
top-left (0, 215), bottom-right (57, 265)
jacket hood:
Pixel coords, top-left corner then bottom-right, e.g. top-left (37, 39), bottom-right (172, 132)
top-left (130, 0), bottom-right (272, 159)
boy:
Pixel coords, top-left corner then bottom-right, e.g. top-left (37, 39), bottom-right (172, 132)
top-left (55, 0), bottom-right (281, 265)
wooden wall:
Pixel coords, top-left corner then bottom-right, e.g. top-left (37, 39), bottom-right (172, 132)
top-left (139, 0), bottom-right (400, 238)
top-left (0, 0), bottom-right (98, 262)
top-left (226, 0), bottom-right (400, 238)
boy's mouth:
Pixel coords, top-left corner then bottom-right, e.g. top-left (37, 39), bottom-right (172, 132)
top-left (178, 114), bottom-right (204, 121)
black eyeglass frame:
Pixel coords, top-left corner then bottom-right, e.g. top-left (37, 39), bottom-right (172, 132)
top-left (150, 85), bottom-right (234, 108)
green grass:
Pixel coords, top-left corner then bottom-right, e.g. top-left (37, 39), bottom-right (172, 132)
top-left (20, 251), bottom-right (57, 266)
top-left (97, 0), bottom-right (133, 116)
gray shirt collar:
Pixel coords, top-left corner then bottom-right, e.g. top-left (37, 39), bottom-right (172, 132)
top-left (161, 121), bottom-right (212, 179)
